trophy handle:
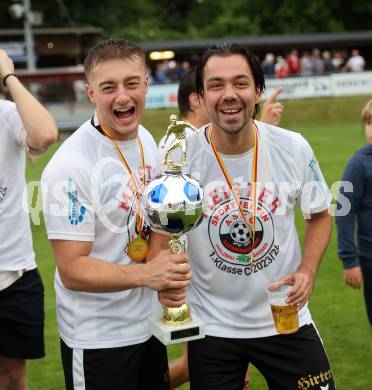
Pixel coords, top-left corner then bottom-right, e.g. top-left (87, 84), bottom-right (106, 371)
top-left (163, 234), bottom-right (192, 325)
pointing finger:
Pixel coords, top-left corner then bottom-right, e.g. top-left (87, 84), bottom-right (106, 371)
top-left (267, 86), bottom-right (284, 103)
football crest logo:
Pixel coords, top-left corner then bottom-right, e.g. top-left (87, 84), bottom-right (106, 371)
top-left (208, 196), bottom-right (275, 268)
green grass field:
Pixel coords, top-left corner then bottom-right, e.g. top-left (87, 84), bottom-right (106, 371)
top-left (27, 96), bottom-right (372, 389)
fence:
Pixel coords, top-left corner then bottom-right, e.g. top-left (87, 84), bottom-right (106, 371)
top-left (18, 70), bottom-right (372, 130)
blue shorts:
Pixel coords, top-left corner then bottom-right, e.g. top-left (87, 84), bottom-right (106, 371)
top-left (0, 269), bottom-right (45, 359)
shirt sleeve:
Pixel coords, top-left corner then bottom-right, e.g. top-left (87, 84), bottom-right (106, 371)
top-left (297, 135), bottom-right (332, 216)
top-left (41, 154), bottom-right (95, 241)
top-left (335, 155), bottom-right (364, 269)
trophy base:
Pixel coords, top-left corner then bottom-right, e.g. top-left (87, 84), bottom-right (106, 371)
top-left (149, 314), bottom-right (205, 345)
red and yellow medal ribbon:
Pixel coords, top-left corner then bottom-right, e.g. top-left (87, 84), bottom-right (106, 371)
top-left (209, 125), bottom-right (259, 267)
top-left (100, 125), bottom-right (145, 234)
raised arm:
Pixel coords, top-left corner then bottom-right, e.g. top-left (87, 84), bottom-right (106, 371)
top-left (0, 49), bottom-right (58, 154)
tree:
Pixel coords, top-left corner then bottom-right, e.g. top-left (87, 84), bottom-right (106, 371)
top-left (1, 0), bottom-right (372, 41)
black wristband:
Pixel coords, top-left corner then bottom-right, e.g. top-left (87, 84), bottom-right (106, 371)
top-left (2, 73), bottom-right (17, 87)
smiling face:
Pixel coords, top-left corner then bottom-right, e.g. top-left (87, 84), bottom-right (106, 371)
top-left (202, 54), bottom-right (261, 136)
top-left (86, 56), bottom-right (148, 141)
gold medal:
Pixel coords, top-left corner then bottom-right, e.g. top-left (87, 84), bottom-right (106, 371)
top-left (209, 126), bottom-right (259, 272)
top-left (100, 125), bottom-right (149, 263)
top-left (128, 236), bottom-right (149, 262)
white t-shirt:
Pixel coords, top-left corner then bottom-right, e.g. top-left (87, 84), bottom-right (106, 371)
top-left (184, 121), bottom-right (331, 338)
top-left (0, 100), bottom-right (36, 272)
top-left (346, 55), bottom-right (365, 72)
top-left (42, 116), bottom-right (161, 349)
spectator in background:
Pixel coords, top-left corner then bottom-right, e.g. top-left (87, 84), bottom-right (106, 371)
top-left (0, 49), bottom-right (58, 390)
top-left (322, 51), bottom-right (335, 74)
top-left (300, 51), bottom-right (313, 76)
top-left (155, 61), bottom-right (170, 83)
top-left (332, 51), bottom-right (346, 72)
top-left (175, 61), bottom-right (191, 81)
top-left (275, 56), bottom-right (289, 78)
top-left (336, 99), bottom-right (372, 331)
top-left (346, 49), bottom-right (366, 72)
top-left (310, 48), bottom-right (325, 75)
top-left (72, 79), bottom-right (87, 103)
top-left (287, 49), bottom-right (301, 76)
top-left (181, 61), bottom-right (191, 73)
top-left (165, 60), bottom-right (179, 82)
top-left (261, 53), bottom-right (275, 78)
top-left (153, 60), bottom-right (192, 84)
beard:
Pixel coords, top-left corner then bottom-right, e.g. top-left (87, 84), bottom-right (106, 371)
top-left (219, 120), bottom-right (249, 135)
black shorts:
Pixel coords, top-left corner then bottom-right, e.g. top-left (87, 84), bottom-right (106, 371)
top-left (0, 269), bottom-right (45, 359)
top-left (60, 336), bottom-right (169, 390)
top-left (188, 324), bottom-right (336, 390)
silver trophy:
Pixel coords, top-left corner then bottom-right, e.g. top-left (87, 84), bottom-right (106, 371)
top-left (143, 115), bottom-right (205, 345)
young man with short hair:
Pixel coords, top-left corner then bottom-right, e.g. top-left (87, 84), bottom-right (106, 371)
top-left (42, 39), bottom-right (191, 390)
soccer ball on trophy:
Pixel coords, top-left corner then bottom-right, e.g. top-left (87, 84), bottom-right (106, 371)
top-left (145, 172), bottom-right (203, 239)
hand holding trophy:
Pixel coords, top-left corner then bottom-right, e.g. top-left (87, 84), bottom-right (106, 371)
top-left (143, 115), bottom-right (205, 345)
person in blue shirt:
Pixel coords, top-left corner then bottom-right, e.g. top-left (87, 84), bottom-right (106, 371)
top-left (336, 99), bottom-right (372, 329)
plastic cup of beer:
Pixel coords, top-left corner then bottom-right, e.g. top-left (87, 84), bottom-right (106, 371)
top-left (266, 284), bottom-right (299, 334)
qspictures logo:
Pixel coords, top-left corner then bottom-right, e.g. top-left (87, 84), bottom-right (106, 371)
top-left (207, 194), bottom-right (280, 276)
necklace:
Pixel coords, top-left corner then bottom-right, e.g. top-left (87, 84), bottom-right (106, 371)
top-left (208, 125), bottom-right (259, 269)
top-left (100, 125), bottom-right (149, 262)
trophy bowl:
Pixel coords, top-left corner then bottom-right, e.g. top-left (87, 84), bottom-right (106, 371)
top-left (144, 171), bottom-right (204, 239)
